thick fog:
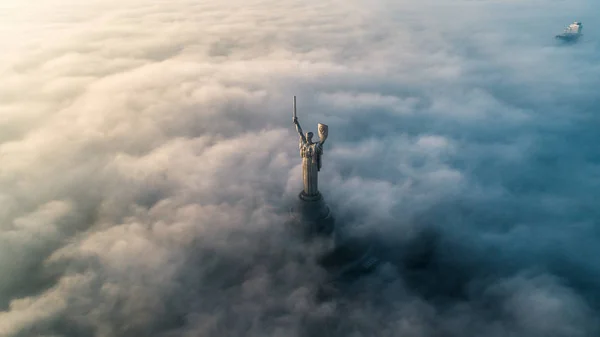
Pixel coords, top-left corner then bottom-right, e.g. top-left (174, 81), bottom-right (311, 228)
top-left (1, 0), bottom-right (600, 336)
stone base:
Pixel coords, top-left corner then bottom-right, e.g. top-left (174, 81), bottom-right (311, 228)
top-left (317, 236), bottom-right (380, 278)
top-left (314, 236), bottom-right (381, 301)
top-left (289, 191), bottom-right (335, 237)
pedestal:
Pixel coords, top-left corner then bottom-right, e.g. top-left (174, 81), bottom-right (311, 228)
top-left (315, 236), bottom-right (381, 301)
top-left (289, 191), bottom-right (335, 237)
top-left (288, 190), bottom-right (381, 301)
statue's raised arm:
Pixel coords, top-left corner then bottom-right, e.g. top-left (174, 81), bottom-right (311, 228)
top-left (294, 119), bottom-right (306, 143)
top-left (293, 96), bottom-right (307, 143)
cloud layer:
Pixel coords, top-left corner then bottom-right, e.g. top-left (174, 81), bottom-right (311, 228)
top-left (1, 0), bottom-right (600, 336)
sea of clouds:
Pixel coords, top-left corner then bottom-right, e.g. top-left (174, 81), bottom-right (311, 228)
top-left (1, 0), bottom-right (600, 336)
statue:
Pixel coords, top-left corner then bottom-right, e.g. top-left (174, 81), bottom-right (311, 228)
top-left (288, 97), bottom-right (378, 292)
top-left (292, 96), bottom-right (328, 200)
top-left (288, 96), bottom-right (334, 237)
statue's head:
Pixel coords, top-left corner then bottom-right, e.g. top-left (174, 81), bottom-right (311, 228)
top-left (306, 132), bottom-right (313, 143)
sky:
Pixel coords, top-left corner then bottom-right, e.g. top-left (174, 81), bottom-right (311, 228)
top-left (1, 0), bottom-right (600, 336)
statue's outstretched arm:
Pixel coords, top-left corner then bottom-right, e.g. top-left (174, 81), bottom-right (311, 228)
top-left (294, 118), bottom-right (306, 143)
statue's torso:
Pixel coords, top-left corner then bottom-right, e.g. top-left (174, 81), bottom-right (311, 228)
top-left (300, 142), bottom-right (322, 160)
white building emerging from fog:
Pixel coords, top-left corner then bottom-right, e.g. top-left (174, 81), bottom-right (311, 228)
top-left (555, 21), bottom-right (583, 42)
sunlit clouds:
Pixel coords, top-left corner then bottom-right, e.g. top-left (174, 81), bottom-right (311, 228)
top-left (1, 0), bottom-right (600, 336)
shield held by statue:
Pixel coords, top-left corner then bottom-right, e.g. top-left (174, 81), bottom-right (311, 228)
top-left (318, 123), bottom-right (328, 143)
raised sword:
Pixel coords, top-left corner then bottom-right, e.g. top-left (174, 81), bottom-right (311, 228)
top-left (293, 95), bottom-right (297, 121)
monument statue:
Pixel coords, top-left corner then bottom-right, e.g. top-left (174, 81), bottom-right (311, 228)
top-left (292, 96), bottom-right (328, 200)
top-left (289, 96), bottom-right (334, 236)
top-left (288, 97), bottom-right (379, 298)
top-left (288, 97), bottom-right (380, 298)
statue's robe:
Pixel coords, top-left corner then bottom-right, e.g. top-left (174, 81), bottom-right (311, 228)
top-left (299, 140), bottom-right (323, 197)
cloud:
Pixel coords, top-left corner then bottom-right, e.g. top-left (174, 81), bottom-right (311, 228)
top-left (1, 0), bottom-right (600, 336)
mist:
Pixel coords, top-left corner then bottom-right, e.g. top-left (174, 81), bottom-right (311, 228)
top-left (1, 0), bottom-right (600, 336)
